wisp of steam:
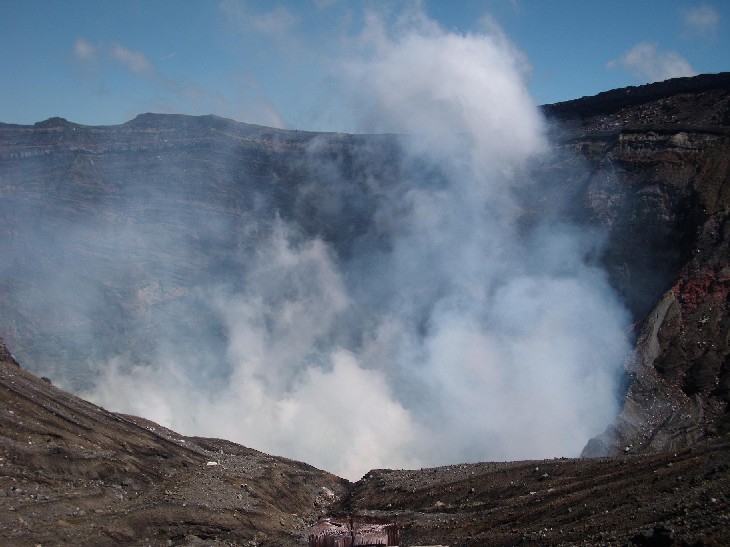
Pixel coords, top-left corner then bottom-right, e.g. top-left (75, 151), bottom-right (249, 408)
top-left (13, 14), bottom-right (631, 480)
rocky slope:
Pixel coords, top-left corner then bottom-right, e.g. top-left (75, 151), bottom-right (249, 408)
top-left (1, 340), bottom-right (728, 545)
top-left (0, 338), bottom-right (349, 546)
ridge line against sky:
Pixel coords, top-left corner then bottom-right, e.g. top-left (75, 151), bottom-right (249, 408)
top-left (1, 0), bottom-right (728, 132)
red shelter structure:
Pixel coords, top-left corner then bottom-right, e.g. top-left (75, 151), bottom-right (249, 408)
top-left (308, 517), bottom-right (399, 547)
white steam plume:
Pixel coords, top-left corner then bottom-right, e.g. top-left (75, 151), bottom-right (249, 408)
top-left (81, 13), bottom-right (631, 479)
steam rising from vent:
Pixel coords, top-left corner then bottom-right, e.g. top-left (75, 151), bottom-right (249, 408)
top-left (347, 15), bottom-right (545, 174)
top-left (5, 14), bottom-right (631, 480)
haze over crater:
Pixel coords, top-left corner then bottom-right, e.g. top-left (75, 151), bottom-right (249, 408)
top-left (0, 12), bottom-right (636, 480)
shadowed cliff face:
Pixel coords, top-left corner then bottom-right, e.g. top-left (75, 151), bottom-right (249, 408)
top-left (538, 73), bottom-right (730, 455)
top-left (0, 73), bottom-right (728, 474)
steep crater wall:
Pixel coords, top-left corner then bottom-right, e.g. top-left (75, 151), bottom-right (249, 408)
top-left (540, 74), bottom-right (730, 454)
top-left (0, 74), bottom-right (728, 458)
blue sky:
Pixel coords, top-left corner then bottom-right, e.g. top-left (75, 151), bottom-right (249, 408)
top-left (1, 0), bottom-right (727, 132)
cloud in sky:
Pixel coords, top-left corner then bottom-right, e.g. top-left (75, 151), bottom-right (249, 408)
top-left (73, 38), bottom-right (97, 61)
top-left (607, 42), bottom-right (696, 83)
top-left (682, 5), bottom-right (720, 37)
top-left (110, 44), bottom-right (155, 76)
top-left (73, 38), bottom-right (157, 78)
top-left (219, 0), bottom-right (299, 37)
top-left (69, 36), bottom-right (286, 128)
top-left (314, 0), bottom-right (339, 9)
top-left (251, 5), bottom-right (298, 35)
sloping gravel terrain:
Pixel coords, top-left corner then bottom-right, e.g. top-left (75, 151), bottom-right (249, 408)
top-left (1, 346), bottom-right (728, 546)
